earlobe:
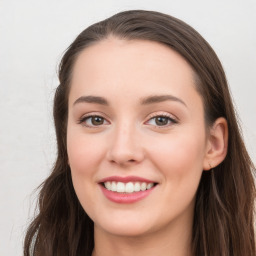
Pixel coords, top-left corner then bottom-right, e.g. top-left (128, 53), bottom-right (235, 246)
top-left (203, 117), bottom-right (228, 171)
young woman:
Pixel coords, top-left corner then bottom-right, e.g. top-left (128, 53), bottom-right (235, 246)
top-left (24, 10), bottom-right (255, 256)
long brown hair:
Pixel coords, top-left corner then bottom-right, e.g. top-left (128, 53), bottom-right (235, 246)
top-left (24, 10), bottom-right (255, 256)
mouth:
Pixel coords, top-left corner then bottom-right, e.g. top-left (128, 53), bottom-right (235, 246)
top-left (100, 181), bottom-right (158, 193)
top-left (98, 176), bottom-right (158, 203)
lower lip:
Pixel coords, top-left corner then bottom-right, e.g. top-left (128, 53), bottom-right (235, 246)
top-left (100, 185), bottom-right (156, 204)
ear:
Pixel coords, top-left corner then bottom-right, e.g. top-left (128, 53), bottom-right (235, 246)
top-left (203, 117), bottom-right (228, 170)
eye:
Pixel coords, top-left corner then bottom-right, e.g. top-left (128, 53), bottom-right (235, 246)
top-left (79, 115), bottom-right (109, 127)
top-left (146, 114), bottom-right (177, 127)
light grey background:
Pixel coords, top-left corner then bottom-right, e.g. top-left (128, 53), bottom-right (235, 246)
top-left (0, 0), bottom-right (255, 255)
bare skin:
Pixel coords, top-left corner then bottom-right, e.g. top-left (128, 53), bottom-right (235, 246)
top-left (67, 37), bottom-right (228, 256)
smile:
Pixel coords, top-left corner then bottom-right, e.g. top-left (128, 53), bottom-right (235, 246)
top-left (99, 176), bottom-right (158, 203)
top-left (104, 181), bottom-right (155, 193)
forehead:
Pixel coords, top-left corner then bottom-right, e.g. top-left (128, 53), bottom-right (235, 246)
top-left (69, 37), bottom-right (202, 112)
top-left (71, 37), bottom-right (195, 85)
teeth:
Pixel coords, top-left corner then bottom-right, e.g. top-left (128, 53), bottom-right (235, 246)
top-left (141, 182), bottom-right (147, 191)
top-left (134, 182), bottom-right (140, 192)
top-left (104, 181), bottom-right (155, 193)
top-left (116, 182), bottom-right (125, 192)
top-left (125, 182), bottom-right (134, 193)
top-left (105, 181), bottom-right (111, 190)
top-left (147, 183), bottom-right (153, 189)
top-left (111, 182), bottom-right (117, 192)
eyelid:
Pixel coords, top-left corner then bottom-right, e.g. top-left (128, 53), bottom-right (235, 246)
top-left (78, 112), bottom-right (110, 127)
top-left (144, 111), bottom-right (178, 128)
top-left (77, 111), bottom-right (178, 128)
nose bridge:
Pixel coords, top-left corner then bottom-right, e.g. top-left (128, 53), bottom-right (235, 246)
top-left (107, 118), bottom-right (144, 164)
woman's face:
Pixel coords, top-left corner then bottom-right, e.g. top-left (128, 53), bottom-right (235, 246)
top-left (67, 38), bottom-right (210, 237)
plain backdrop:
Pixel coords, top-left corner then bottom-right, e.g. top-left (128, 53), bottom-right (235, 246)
top-left (0, 0), bottom-right (255, 255)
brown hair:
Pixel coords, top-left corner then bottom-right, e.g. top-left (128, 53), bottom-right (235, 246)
top-left (24, 10), bottom-right (255, 256)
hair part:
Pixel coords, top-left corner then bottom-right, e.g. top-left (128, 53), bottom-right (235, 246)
top-left (24, 10), bottom-right (255, 256)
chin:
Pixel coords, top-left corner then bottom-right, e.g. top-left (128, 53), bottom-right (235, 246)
top-left (97, 222), bottom-right (152, 237)
top-left (93, 211), bottom-right (160, 238)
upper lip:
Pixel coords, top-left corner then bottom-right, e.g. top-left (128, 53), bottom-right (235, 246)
top-left (99, 176), bottom-right (157, 183)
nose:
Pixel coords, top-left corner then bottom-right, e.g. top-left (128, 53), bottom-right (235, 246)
top-left (106, 123), bottom-right (145, 166)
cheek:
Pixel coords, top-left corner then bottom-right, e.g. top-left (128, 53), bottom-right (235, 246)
top-left (67, 132), bottom-right (102, 210)
top-left (66, 130), bottom-right (107, 205)
top-left (67, 131), bottom-right (103, 176)
top-left (147, 132), bottom-right (206, 220)
top-left (149, 131), bottom-right (206, 178)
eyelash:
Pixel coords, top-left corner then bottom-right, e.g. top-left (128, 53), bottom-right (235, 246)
top-left (78, 114), bottom-right (109, 128)
top-left (78, 113), bottom-right (178, 128)
top-left (145, 113), bottom-right (178, 128)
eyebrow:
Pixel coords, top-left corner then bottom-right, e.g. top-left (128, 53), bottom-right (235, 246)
top-left (73, 94), bottom-right (187, 107)
top-left (73, 95), bottom-right (109, 106)
top-left (140, 95), bottom-right (187, 107)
